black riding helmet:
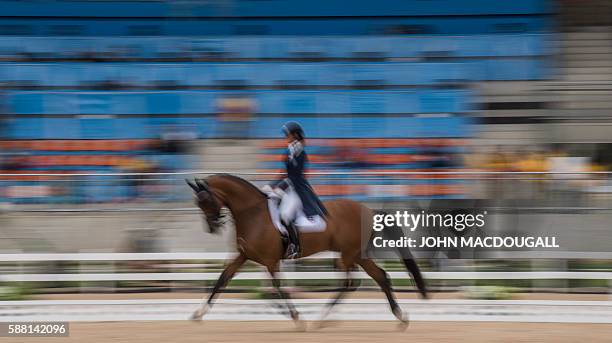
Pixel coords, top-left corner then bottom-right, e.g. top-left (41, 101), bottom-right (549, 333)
top-left (281, 121), bottom-right (305, 141)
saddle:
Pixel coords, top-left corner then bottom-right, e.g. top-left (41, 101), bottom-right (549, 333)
top-left (266, 194), bottom-right (326, 235)
top-left (263, 185), bottom-right (326, 258)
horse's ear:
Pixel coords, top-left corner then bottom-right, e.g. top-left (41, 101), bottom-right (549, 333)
top-left (195, 179), bottom-right (208, 190)
top-left (185, 179), bottom-right (199, 192)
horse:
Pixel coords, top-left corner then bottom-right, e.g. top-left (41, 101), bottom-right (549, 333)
top-left (186, 174), bottom-right (427, 329)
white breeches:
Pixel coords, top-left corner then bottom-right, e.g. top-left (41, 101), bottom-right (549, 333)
top-left (279, 187), bottom-right (302, 225)
top-left (281, 188), bottom-right (326, 232)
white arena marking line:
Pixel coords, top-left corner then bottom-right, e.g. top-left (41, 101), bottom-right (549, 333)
top-left (1, 299), bottom-right (611, 323)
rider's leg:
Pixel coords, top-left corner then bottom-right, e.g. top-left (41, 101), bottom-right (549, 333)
top-left (279, 187), bottom-right (300, 223)
top-left (284, 221), bottom-right (300, 258)
top-left (294, 214), bottom-right (326, 231)
top-left (279, 190), bottom-right (302, 258)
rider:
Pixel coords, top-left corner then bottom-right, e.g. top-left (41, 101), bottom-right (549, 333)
top-left (264, 121), bottom-right (327, 259)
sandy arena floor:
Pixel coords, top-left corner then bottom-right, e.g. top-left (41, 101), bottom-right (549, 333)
top-left (5, 292), bottom-right (609, 342)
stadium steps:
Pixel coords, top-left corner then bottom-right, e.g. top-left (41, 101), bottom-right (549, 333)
top-left (199, 139), bottom-right (259, 174)
top-left (565, 59), bottom-right (612, 68)
top-left (561, 28), bottom-right (612, 71)
top-left (550, 27), bottom-right (612, 113)
top-left (474, 123), bottom-right (545, 145)
top-left (470, 80), bottom-right (554, 118)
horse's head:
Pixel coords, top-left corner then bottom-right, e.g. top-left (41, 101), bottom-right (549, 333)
top-left (187, 174), bottom-right (267, 234)
top-left (186, 178), bottom-right (225, 233)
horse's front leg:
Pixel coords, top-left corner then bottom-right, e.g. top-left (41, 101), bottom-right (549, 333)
top-left (267, 264), bottom-right (305, 331)
top-left (191, 254), bottom-right (247, 320)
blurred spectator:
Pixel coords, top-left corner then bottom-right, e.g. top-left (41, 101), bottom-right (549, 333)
top-left (3, 155), bottom-right (28, 171)
top-left (159, 125), bottom-right (197, 154)
top-left (429, 149), bottom-right (460, 169)
top-left (486, 146), bottom-right (514, 171)
top-left (592, 144), bottom-right (612, 171)
top-left (118, 157), bottom-right (156, 201)
top-left (516, 150), bottom-right (548, 173)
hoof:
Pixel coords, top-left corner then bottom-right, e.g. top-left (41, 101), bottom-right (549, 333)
top-left (393, 307), bottom-right (410, 331)
top-left (396, 318), bottom-right (409, 331)
top-left (190, 305), bottom-right (209, 321)
top-left (289, 309), bottom-right (300, 321)
top-left (290, 310), bottom-right (306, 331)
top-left (190, 311), bottom-right (203, 321)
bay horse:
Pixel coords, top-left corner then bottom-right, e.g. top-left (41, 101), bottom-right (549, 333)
top-left (186, 174), bottom-right (427, 328)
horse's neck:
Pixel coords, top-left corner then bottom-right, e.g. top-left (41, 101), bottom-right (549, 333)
top-left (217, 180), bottom-right (268, 239)
top-left (216, 178), bottom-right (266, 218)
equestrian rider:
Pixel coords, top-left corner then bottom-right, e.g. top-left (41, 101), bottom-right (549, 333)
top-left (263, 121), bottom-right (327, 259)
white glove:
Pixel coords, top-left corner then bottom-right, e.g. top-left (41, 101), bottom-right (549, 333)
top-left (261, 185), bottom-right (273, 194)
top-left (272, 187), bottom-right (286, 198)
top-left (288, 141), bottom-right (303, 160)
top-left (262, 185), bottom-right (284, 200)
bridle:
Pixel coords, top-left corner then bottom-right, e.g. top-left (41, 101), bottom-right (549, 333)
top-left (187, 179), bottom-right (226, 231)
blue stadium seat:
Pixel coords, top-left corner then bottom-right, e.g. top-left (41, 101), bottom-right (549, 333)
top-left (0, 59), bottom-right (551, 87)
top-left (6, 89), bottom-right (473, 116)
top-left (0, 34), bottom-right (554, 60)
top-left (0, 0), bottom-right (551, 18)
top-left (7, 112), bottom-right (473, 140)
top-left (0, 0), bottom-right (553, 203)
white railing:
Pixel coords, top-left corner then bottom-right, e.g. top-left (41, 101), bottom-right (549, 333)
top-left (1, 252), bottom-right (612, 283)
top-left (2, 251), bottom-right (612, 261)
top-left (3, 271), bottom-right (612, 283)
top-left (1, 172), bottom-right (611, 286)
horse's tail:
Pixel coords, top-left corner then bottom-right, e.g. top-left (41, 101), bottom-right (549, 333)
top-left (376, 211), bottom-right (428, 299)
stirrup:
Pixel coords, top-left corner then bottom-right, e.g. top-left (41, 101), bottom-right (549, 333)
top-left (285, 243), bottom-right (300, 259)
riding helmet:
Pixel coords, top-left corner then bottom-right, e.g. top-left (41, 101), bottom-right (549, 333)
top-left (281, 121), bottom-right (305, 141)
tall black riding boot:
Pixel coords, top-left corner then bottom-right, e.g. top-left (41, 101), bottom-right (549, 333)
top-left (285, 222), bottom-right (300, 259)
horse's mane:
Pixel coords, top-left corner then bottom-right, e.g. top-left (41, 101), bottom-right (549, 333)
top-left (211, 174), bottom-right (268, 198)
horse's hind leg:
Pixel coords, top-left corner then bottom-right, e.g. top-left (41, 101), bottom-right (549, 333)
top-left (191, 254), bottom-right (247, 320)
top-left (402, 257), bottom-right (428, 298)
top-left (358, 258), bottom-right (409, 329)
top-left (267, 264), bottom-right (305, 330)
